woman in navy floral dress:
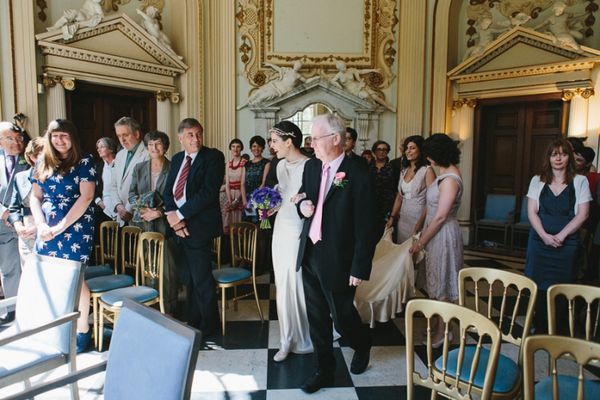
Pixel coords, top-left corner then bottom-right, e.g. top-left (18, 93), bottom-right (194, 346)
top-left (30, 119), bottom-right (96, 352)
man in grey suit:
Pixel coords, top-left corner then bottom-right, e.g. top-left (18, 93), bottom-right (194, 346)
top-left (0, 122), bottom-right (26, 324)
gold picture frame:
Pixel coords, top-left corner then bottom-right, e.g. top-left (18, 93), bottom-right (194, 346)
top-left (236, 0), bottom-right (398, 89)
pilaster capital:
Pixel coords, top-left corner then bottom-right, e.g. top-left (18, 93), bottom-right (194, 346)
top-left (562, 87), bottom-right (594, 101)
top-left (452, 98), bottom-right (477, 110)
top-left (41, 74), bottom-right (75, 91)
top-left (155, 90), bottom-right (181, 103)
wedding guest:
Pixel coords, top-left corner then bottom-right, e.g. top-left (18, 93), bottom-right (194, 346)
top-left (370, 140), bottom-right (396, 238)
top-left (30, 119), bottom-right (96, 352)
top-left (301, 136), bottom-right (315, 158)
top-left (344, 127), bottom-right (363, 163)
top-left (361, 149), bottom-right (374, 166)
top-left (8, 137), bottom-right (44, 270)
top-left (387, 135), bottom-right (435, 243)
top-left (245, 135), bottom-right (270, 202)
top-left (409, 133), bottom-right (463, 347)
top-left (128, 130), bottom-right (178, 313)
top-left (222, 138), bottom-right (246, 234)
top-left (94, 137), bottom-right (118, 221)
top-left (524, 138), bottom-right (591, 333)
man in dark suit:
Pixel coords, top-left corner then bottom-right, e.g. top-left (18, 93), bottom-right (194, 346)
top-left (295, 114), bottom-right (376, 393)
top-left (0, 122), bottom-right (27, 324)
top-left (344, 127), bottom-right (364, 164)
top-left (163, 118), bottom-right (225, 336)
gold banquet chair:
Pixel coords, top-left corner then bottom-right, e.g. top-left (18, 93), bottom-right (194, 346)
top-left (458, 267), bottom-right (538, 399)
top-left (121, 226), bottom-right (142, 276)
top-left (405, 299), bottom-right (502, 400)
top-left (523, 335), bottom-right (600, 399)
top-left (212, 222), bottom-right (263, 335)
top-left (84, 220), bottom-right (120, 280)
top-left (98, 232), bottom-right (165, 351)
top-left (212, 236), bottom-right (221, 269)
top-left (547, 283), bottom-right (600, 342)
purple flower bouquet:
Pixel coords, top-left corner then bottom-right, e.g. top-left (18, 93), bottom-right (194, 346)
top-left (247, 187), bottom-right (282, 229)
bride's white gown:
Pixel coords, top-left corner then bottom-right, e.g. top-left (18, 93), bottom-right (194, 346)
top-left (272, 158), bottom-right (313, 354)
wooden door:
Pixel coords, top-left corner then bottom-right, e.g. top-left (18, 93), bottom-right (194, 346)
top-left (474, 97), bottom-right (566, 217)
top-left (66, 82), bottom-right (157, 157)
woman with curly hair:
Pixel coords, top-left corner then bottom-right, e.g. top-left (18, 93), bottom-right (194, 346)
top-left (409, 133), bottom-right (463, 347)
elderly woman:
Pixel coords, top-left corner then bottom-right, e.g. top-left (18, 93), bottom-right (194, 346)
top-left (128, 130), bottom-right (177, 314)
top-left (94, 137), bottom-right (118, 220)
top-left (8, 137), bottom-right (45, 269)
top-left (370, 140), bottom-right (396, 238)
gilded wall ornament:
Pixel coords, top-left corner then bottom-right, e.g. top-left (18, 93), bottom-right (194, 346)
top-left (237, 0), bottom-right (398, 94)
top-left (36, 0), bottom-right (48, 22)
top-left (41, 74), bottom-right (76, 91)
top-left (562, 87), bottom-right (595, 100)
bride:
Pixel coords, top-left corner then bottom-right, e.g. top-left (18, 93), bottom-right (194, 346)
top-left (269, 121), bottom-right (313, 362)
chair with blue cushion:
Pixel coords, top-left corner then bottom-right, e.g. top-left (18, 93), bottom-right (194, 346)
top-left (4, 299), bottom-right (202, 400)
top-left (212, 222), bottom-right (263, 335)
top-left (510, 196), bottom-right (531, 250)
top-left (458, 267), bottom-right (538, 399)
top-left (0, 254), bottom-right (83, 399)
top-left (121, 225), bottom-right (142, 276)
top-left (98, 232), bottom-right (165, 351)
top-left (523, 335), bottom-right (600, 400)
top-left (473, 194), bottom-right (516, 248)
top-left (405, 299), bottom-right (502, 400)
top-left (83, 220), bottom-right (119, 280)
top-left (548, 284), bottom-right (600, 347)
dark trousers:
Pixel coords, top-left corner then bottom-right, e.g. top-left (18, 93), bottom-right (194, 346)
top-left (302, 243), bottom-right (371, 371)
top-left (180, 237), bottom-right (219, 336)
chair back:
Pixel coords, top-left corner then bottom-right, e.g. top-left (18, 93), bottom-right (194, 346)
top-left (518, 195), bottom-right (529, 223)
top-left (212, 236), bottom-right (221, 269)
top-left (137, 232), bottom-right (165, 310)
top-left (15, 254), bottom-right (83, 354)
top-left (405, 299), bottom-right (502, 400)
top-left (547, 283), bottom-right (600, 341)
top-left (230, 222), bottom-right (257, 272)
top-left (483, 194), bottom-right (516, 222)
top-left (99, 220), bottom-right (119, 271)
top-left (121, 226), bottom-right (142, 274)
top-left (459, 267), bottom-right (537, 347)
top-left (104, 299), bottom-right (202, 400)
top-left (523, 335), bottom-right (600, 400)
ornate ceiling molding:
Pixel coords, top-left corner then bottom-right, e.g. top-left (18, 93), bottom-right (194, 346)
top-left (236, 0), bottom-right (398, 90)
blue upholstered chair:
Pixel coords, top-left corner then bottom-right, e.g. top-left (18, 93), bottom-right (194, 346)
top-left (458, 268), bottom-right (538, 399)
top-left (510, 196), bottom-right (531, 250)
top-left (3, 299), bottom-right (202, 400)
top-left (405, 299), bottom-right (502, 400)
top-left (473, 194), bottom-right (516, 248)
top-left (84, 220), bottom-right (119, 280)
top-left (98, 232), bottom-right (165, 351)
top-left (0, 254), bottom-right (83, 398)
top-left (523, 335), bottom-right (600, 400)
top-left (212, 222), bottom-right (264, 335)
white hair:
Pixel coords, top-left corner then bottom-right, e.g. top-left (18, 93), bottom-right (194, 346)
top-left (312, 114), bottom-right (346, 144)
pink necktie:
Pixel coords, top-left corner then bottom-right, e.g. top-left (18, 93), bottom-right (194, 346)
top-left (309, 163), bottom-right (330, 244)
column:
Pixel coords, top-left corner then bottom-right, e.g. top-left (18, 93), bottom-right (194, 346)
top-left (563, 88), bottom-right (593, 138)
top-left (453, 99), bottom-right (476, 244)
top-left (42, 75), bottom-right (74, 122)
top-left (396, 0), bottom-right (427, 143)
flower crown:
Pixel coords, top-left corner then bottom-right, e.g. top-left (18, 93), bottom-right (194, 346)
top-left (269, 127), bottom-right (296, 138)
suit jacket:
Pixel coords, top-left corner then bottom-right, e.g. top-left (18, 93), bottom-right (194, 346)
top-left (0, 150), bottom-right (28, 235)
top-left (7, 168), bottom-right (33, 226)
top-left (106, 143), bottom-right (149, 225)
top-left (163, 146), bottom-right (225, 242)
top-left (129, 158), bottom-right (170, 235)
top-left (296, 155), bottom-right (376, 291)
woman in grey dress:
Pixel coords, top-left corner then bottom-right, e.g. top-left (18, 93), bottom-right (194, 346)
top-left (387, 135), bottom-right (435, 243)
top-left (128, 130), bottom-right (177, 313)
top-left (409, 134), bottom-right (463, 347)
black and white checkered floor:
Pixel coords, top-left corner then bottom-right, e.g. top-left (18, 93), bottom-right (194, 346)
top-left (2, 250), bottom-right (599, 399)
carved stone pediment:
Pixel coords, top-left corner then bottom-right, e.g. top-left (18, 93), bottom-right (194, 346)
top-left (449, 27), bottom-right (600, 84)
top-left (36, 14), bottom-right (187, 92)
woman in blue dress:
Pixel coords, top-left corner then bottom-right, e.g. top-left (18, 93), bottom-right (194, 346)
top-left (30, 119), bottom-right (96, 352)
top-left (525, 138), bottom-right (591, 333)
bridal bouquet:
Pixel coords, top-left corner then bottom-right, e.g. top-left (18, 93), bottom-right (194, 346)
top-left (247, 187), bottom-right (282, 229)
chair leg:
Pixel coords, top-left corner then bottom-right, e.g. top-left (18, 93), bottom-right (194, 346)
top-left (252, 279), bottom-right (263, 322)
top-left (99, 303), bottom-right (105, 352)
top-left (92, 295), bottom-right (99, 349)
top-left (221, 286), bottom-right (226, 335)
top-left (233, 286), bottom-right (238, 311)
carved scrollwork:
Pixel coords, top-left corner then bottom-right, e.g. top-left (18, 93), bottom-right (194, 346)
top-left (101, 0), bottom-right (164, 13)
top-left (41, 74), bottom-right (76, 91)
top-left (237, 0), bottom-right (398, 92)
top-left (562, 87), bottom-right (595, 101)
top-left (452, 98), bottom-right (478, 110)
top-left (155, 90), bottom-right (180, 103)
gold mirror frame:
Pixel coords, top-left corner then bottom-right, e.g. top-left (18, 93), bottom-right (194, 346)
top-left (236, 0), bottom-right (398, 90)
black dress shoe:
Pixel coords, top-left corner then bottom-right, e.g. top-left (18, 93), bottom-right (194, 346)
top-left (0, 311), bottom-right (15, 325)
top-left (300, 370), bottom-right (334, 394)
top-left (350, 348), bottom-right (370, 374)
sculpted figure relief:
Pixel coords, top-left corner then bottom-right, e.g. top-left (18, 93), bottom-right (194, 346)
top-left (330, 61), bottom-right (394, 111)
top-left (137, 6), bottom-right (182, 59)
top-left (536, 1), bottom-right (585, 52)
top-left (248, 61), bottom-right (311, 105)
top-left (47, 0), bottom-right (103, 40)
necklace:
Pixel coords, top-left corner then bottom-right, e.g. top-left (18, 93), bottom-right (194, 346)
top-left (229, 158), bottom-right (244, 170)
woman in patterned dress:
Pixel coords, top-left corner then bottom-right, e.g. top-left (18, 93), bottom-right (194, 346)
top-left (409, 134), bottom-right (463, 347)
top-left (30, 119), bottom-right (96, 352)
top-left (222, 138), bottom-right (247, 234)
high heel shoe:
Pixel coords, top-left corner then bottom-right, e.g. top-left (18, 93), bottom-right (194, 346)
top-left (273, 349), bottom-right (289, 362)
top-left (431, 331), bottom-right (453, 349)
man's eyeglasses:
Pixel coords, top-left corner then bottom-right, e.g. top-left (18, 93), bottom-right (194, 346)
top-left (375, 147), bottom-right (389, 152)
top-left (311, 133), bottom-right (336, 143)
